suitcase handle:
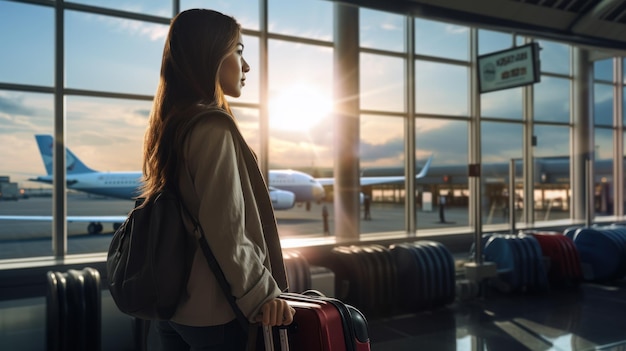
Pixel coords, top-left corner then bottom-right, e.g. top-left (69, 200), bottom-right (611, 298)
top-left (263, 325), bottom-right (290, 351)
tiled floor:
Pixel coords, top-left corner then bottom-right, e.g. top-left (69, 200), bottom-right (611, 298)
top-left (369, 280), bottom-right (626, 351)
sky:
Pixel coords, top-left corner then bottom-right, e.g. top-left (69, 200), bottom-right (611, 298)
top-left (0, 0), bottom-right (624, 187)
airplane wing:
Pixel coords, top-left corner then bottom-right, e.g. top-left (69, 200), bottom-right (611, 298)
top-left (0, 215), bottom-right (127, 223)
top-left (0, 214), bottom-right (128, 234)
top-left (316, 154), bottom-right (433, 186)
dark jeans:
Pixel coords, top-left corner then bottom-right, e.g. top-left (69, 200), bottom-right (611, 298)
top-left (153, 319), bottom-right (247, 351)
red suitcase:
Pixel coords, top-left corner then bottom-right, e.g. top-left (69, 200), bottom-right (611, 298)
top-left (261, 292), bottom-right (370, 351)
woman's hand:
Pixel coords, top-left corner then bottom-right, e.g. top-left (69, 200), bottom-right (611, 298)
top-left (257, 298), bottom-right (296, 326)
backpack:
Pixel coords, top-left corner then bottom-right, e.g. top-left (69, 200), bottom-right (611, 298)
top-left (106, 189), bottom-right (194, 320)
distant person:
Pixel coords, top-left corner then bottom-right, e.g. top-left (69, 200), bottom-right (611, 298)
top-left (141, 9), bottom-right (294, 350)
top-left (363, 195), bottom-right (372, 220)
top-left (322, 204), bottom-right (330, 235)
top-left (439, 193), bottom-right (447, 223)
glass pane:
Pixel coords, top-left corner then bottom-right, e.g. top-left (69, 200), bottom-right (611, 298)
top-left (415, 18), bottom-right (469, 61)
top-left (479, 30), bottom-right (514, 56)
top-left (594, 127), bottom-right (613, 216)
top-left (534, 76), bottom-right (570, 123)
top-left (536, 40), bottom-right (570, 75)
top-left (267, 39), bottom-right (333, 238)
top-left (594, 83), bottom-right (613, 126)
top-left (360, 8), bottom-right (405, 52)
top-left (65, 11), bottom-right (167, 95)
top-left (232, 107), bottom-right (260, 155)
top-left (481, 122), bottom-right (523, 226)
top-left (416, 61), bottom-right (468, 116)
top-left (361, 114), bottom-right (405, 233)
top-left (534, 125), bottom-right (571, 222)
top-left (0, 90), bottom-right (54, 260)
top-left (181, 0), bottom-right (259, 31)
top-left (69, 0), bottom-right (171, 17)
top-left (415, 118), bottom-right (468, 231)
top-left (481, 87), bottom-right (523, 120)
top-left (268, 40), bottom-right (333, 131)
top-left (360, 54), bottom-right (405, 112)
top-left (268, 0), bottom-right (332, 41)
top-left (594, 58), bottom-right (613, 82)
top-left (0, 2), bottom-right (54, 86)
top-left (64, 96), bottom-right (150, 254)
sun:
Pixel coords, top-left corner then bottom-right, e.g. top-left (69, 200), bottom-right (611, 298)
top-left (269, 84), bottom-right (332, 131)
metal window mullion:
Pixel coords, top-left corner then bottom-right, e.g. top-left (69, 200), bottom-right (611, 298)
top-left (405, 16), bottom-right (416, 234)
top-left (522, 38), bottom-right (535, 225)
top-left (53, 0), bottom-right (67, 259)
top-left (613, 58), bottom-right (624, 216)
top-left (259, 0), bottom-right (269, 179)
top-left (469, 27), bottom-right (482, 263)
top-left (173, 0), bottom-right (179, 16)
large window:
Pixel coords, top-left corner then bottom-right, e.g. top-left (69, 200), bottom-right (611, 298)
top-left (1, 0), bottom-right (625, 261)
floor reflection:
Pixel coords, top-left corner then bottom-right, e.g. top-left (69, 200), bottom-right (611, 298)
top-left (370, 280), bottom-right (626, 351)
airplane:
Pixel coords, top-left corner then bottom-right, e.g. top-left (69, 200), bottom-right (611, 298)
top-left (0, 135), bottom-right (433, 234)
top-left (28, 134), bottom-right (320, 208)
top-left (315, 156), bottom-right (433, 187)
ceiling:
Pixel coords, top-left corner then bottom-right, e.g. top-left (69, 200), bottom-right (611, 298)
top-left (335, 0), bottom-right (626, 56)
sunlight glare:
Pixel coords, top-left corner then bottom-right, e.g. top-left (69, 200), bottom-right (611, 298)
top-left (269, 84), bottom-right (332, 131)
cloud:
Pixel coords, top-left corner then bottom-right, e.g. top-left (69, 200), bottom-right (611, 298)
top-left (0, 93), bottom-right (52, 135)
top-left (446, 25), bottom-right (469, 34)
top-left (0, 95), bottom-right (36, 116)
top-left (360, 137), bottom-right (404, 165)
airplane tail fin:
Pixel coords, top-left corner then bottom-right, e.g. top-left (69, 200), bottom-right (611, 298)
top-left (34, 134), bottom-right (96, 175)
top-left (416, 153), bottom-right (434, 178)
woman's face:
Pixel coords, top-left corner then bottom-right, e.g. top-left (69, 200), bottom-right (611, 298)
top-left (219, 34), bottom-right (250, 98)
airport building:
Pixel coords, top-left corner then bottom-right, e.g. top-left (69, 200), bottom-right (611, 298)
top-left (1, 0), bottom-right (626, 350)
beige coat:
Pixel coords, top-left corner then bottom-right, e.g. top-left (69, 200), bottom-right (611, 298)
top-left (171, 109), bottom-right (288, 327)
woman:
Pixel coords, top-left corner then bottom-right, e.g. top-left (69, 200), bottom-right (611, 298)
top-left (141, 9), bottom-right (295, 350)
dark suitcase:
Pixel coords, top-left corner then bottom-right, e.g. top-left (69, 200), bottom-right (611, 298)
top-left (569, 227), bottom-right (622, 281)
top-left (482, 234), bottom-right (520, 292)
top-left (283, 250), bottom-right (312, 293)
top-left (519, 234), bottom-right (549, 291)
top-left (389, 241), bottom-right (455, 311)
top-left (327, 245), bottom-right (393, 318)
top-left (46, 267), bottom-right (101, 351)
top-left (261, 292), bottom-right (370, 351)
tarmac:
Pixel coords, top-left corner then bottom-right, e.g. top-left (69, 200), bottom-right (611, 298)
top-left (0, 193), bottom-right (569, 260)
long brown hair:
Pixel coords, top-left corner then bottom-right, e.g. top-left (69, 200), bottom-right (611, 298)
top-left (141, 9), bottom-right (241, 199)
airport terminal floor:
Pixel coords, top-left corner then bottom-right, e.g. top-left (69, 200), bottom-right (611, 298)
top-left (368, 280), bottom-right (626, 351)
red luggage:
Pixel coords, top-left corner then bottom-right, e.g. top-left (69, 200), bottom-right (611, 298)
top-left (527, 231), bottom-right (582, 286)
top-left (261, 292), bottom-right (371, 351)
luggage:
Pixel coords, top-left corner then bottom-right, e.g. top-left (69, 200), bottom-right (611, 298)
top-left (283, 250), bottom-right (312, 293)
top-left (389, 240), bottom-right (456, 312)
top-left (478, 233), bottom-right (548, 293)
top-left (526, 230), bottom-right (582, 287)
top-left (324, 244), bottom-right (397, 318)
top-left (46, 267), bottom-right (101, 351)
top-left (260, 292), bottom-right (370, 351)
top-left (566, 226), bottom-right (626, 281)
